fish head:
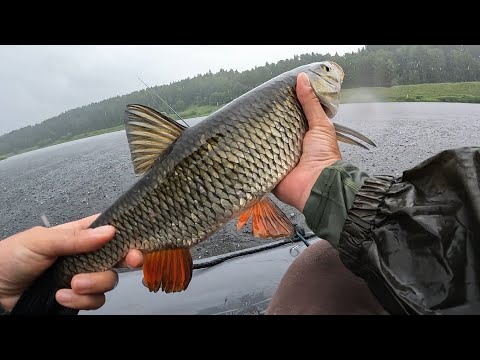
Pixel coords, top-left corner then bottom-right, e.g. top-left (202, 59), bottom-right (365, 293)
top-left (304, 61), bottom-right (344, 118)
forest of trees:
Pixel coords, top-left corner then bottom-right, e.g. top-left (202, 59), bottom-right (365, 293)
top-left (1, 45), bottom-right (480, 156)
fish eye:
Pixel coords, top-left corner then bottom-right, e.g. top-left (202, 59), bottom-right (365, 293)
top-left (321, 64), bottom-right (330, 72)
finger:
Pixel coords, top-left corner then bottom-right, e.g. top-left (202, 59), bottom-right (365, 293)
top-left (71, 270), bottom-right (119, 295)
top-left (27, 225), bottom-right (116, 257)
top-left (53, 213), bottom-right (101, 230)
top-left (56, 289), bottom-right (106, 311)
top-left (296, 72), bottom-right (332, 129)
top-left (117, 249), bottom-right (144, 269)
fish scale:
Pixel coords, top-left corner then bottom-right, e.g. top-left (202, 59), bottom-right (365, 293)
top-left (55, 78), bottom-right (305, 285)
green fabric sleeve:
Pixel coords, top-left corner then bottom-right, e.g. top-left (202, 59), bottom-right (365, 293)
top-left (303, 160), bottom-right (369, 248)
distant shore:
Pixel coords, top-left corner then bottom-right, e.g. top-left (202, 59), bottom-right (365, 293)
top-left (341, 81), bottom-right (480, 104)
top-left (2, 106), bottom-right (221, 159)
top-left (3, 81), bottom-right (480, 159)
top-left (2, 125), bottom-right (126, 159)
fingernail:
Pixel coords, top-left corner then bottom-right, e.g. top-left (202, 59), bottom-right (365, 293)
top-left (56, 290), bottom-right (71, 303)
top-left (91, 225), bottom-right (114, 235)
top-left (300, 73), bottom-right (310, 87)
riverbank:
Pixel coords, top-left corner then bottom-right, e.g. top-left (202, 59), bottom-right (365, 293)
top-left (2, 106), bottom-right (221, 159)
top-left (2, 125), bottom-right (126, 158)
top-left (341, 81), bottom-right (480, 104)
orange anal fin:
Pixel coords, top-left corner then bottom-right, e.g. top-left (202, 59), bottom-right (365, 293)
top-left (245, 196), bottom-right (295, 239)
top-left (143, 248), bottom-right (193, 293)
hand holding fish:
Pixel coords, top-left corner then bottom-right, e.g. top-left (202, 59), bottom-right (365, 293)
top-left (0, 214), bottom-right (143, 313)
top-left (273, 72), bottom-right (342, 212)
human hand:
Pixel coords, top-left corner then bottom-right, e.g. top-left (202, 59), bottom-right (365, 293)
top-left (0, 214), bottom-right (144, 312)
top-left (273, 72), bottom-right (342, 212)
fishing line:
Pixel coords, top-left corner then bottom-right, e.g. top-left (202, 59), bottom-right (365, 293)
top-left (137, 77), bottom-right (190, 128)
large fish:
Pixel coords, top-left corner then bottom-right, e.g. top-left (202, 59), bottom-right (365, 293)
top-left (11, 61), bottom-right (376, 315)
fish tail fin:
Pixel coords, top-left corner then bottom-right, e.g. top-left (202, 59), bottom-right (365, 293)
top-left (143, 248), bottom-right (193, 293)
top-left (10, 266), bottom-right (78, 315)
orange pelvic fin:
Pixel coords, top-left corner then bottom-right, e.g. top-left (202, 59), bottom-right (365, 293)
top-left (236, 207), bottom-right (253, 231)
top-left (143, 248), bottom-right (193, 293)
top-left (236, 196), bottom-right (294, 239)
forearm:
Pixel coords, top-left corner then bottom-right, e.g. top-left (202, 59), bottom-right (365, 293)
top-left (303, 160), bottom-right (369, 247)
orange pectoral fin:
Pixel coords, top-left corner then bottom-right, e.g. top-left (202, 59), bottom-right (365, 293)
top-left (143, 248), bottom-right (193, 293)
top-left (237, 196), bottom-right (295, 239)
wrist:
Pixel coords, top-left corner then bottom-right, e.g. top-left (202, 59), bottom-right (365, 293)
top-left (273, 159), bottom-right (340, 213)
top-left (295, 168), bottom-right (324, 213)
top-left (296, 159), bottom-right (340, 212)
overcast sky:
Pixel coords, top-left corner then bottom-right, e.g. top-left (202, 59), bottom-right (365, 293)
top-left (0, 45), bottom-right (364, 135)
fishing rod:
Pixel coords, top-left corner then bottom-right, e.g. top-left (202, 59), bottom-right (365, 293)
top-left (137, 77), bottom-right (190, 128)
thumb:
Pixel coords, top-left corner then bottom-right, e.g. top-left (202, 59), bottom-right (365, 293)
top-left (26, 225), bottom-right (115, 258)
top-left (296, 72), bottom-right (333, 130)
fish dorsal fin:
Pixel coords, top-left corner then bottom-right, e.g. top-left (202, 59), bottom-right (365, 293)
top-left (237, 196), bottom-right (295, 239)
top-left (143, 248), bottom-right (193, 293)
top-left (124, 104), bottom-right (187, 175)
